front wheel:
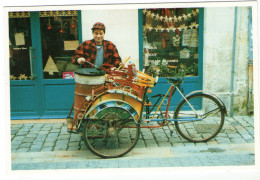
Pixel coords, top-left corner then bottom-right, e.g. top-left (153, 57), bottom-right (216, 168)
top-left (174, 93), bottom-right (225, 142)
top-left (83, 106), bottom-right (140, 158)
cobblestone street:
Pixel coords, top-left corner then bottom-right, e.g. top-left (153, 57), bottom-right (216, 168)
top-left (10, 116), bottom-right (255, 170)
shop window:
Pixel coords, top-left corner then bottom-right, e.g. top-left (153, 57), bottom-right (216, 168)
top-left (143, 8), bottom-right (200, 77)
top-left (9, 12), bottom-right (32, 80)
top-left (40, 10), bottom-right (80, 79)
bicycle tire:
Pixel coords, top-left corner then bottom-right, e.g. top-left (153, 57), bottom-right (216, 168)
top-left (83, 107), bottom-right (140, 158)
top-left (174, 93), bottom-right (225, 142)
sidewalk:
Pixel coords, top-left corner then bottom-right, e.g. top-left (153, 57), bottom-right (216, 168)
top-left (10, 116), bottom-right (255, 170)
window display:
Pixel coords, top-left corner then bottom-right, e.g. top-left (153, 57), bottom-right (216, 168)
top-left (143, 8), bottom-right (200, 77)
top-left (9, 12), bottom-right (32, 80)
top-left (40, 10), bottom-right (80, 79)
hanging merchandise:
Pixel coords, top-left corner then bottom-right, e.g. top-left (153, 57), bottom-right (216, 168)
top-left (47, 24), bottom-right (52, 30)
top-left (54, 16), bottom-right (66, 34)
top-left (143, 8), bottom-right (199, 23)
top-left (71, 24), bottom-right (75, 29)
top-left (145, 9), bottom-right (153, 27)
top-left (71, 17), bottom-right (77, 29)
top-left (182, 29), bottom-right (192, 46)
top-left (180, 48), bottom-right (190, 59)
top-left (144, 21), bottom-right (198, 32)
top-left (142, 8), bottom-right (199, 32)
top-left (162, 32), bottom-right (170, 48)
top-left (47, 18), bottom-right (52, 30)
top-left (189, 22), bottom-right (199, 29)
top-left (190, 29), bottom-right (198, 47)
top-left (173, 35), bottom-right (180, 47)
top-left (59, 29), bottom-right (65, 34)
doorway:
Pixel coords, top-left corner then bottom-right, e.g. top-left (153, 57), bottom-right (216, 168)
top-left (9, 11), bottom-right (82, 119)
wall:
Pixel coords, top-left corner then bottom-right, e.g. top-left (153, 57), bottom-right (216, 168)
top-left (81, 9), bottom-right (139, 67)
top-left (203, 7), bottom-right (251, 115)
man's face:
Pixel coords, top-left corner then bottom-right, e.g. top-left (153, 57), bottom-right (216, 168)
top-left (92, 29), bottom-right (105, 45)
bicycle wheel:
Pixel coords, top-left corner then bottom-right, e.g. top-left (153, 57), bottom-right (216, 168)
top-left (174, 93), bottom-right (225, 142)
top-left (83, 106), bottom-right (140, 158)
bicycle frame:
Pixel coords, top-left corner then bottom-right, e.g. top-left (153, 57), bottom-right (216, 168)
top-left (136, 83), bottom-right (202, 129)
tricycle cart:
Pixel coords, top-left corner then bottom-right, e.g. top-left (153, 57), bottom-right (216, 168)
top-left (67, 60), bottom-right (227, 158)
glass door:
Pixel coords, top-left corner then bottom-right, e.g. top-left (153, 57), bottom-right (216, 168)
top-left (9, 12), bottom-right (33, 80)
top-left (9, 12), bottom-right (41, 119)
top-left (39, 11), bottom-right (81, 118)
top-left (9, 11), bottom-right (82, 119)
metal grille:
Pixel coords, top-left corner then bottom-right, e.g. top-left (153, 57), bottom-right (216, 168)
top-left (9, 10), bottom-right (78, 18)
top-left (9, 12), bottom-right (30, 18)
top-left (39, 10), bottom-right (78, 17)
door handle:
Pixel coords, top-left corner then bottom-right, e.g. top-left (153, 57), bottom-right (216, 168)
top-left (29, 47), bottom-right (37, 80)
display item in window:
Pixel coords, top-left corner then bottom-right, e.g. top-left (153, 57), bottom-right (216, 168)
top-left (43, 56), bottom-right (59, 75)
top-left (173, 35), bottom-right (180, 47)
top-left (18, 74), bottom-right (28, 80)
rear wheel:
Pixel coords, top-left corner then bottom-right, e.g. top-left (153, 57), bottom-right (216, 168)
top-left (83, 107), bottom-right (140, 158)
top-left (174, 93), bottom-right (225, 142)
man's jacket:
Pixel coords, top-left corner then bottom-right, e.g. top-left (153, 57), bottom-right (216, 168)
top-left (72, 39), bottom-right (121, 68)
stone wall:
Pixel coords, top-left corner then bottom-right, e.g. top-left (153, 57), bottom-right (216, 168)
top-left (203, 7), bottom-right (251, 115)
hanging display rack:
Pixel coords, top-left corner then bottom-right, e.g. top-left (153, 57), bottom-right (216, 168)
top-left (143, 8), bottom-right (199, 32)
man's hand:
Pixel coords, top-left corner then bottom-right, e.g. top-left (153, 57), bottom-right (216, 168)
top-left (77, 57), bottom-right (86, 65)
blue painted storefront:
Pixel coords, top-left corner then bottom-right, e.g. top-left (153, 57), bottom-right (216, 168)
top-left (10, 9), bottom-right (203, 120)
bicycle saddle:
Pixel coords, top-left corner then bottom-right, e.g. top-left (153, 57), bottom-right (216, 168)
top-left (167, 77), bottom-right (184, 85)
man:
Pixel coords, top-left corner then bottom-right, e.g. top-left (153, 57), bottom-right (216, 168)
top-left (72, 22), bottom-right (121, 69)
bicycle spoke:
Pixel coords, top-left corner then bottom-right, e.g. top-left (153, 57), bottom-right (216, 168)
top-left (201, 107), bottom-right (222, 119)
top-left (174, 93), bottom-right (225, 142)
top-left (83, 107), bottom-right (140, 158)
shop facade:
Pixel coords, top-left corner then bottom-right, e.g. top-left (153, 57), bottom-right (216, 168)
top-left (8, 6), bottom-right (253, 120)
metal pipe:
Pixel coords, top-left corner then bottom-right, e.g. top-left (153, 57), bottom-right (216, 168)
top-left (164, 86), bottom-right (174, 118)
top-left (247, 7), bottom-right (253, 114)
top-left (229, 7), bottom-right (238, 117)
